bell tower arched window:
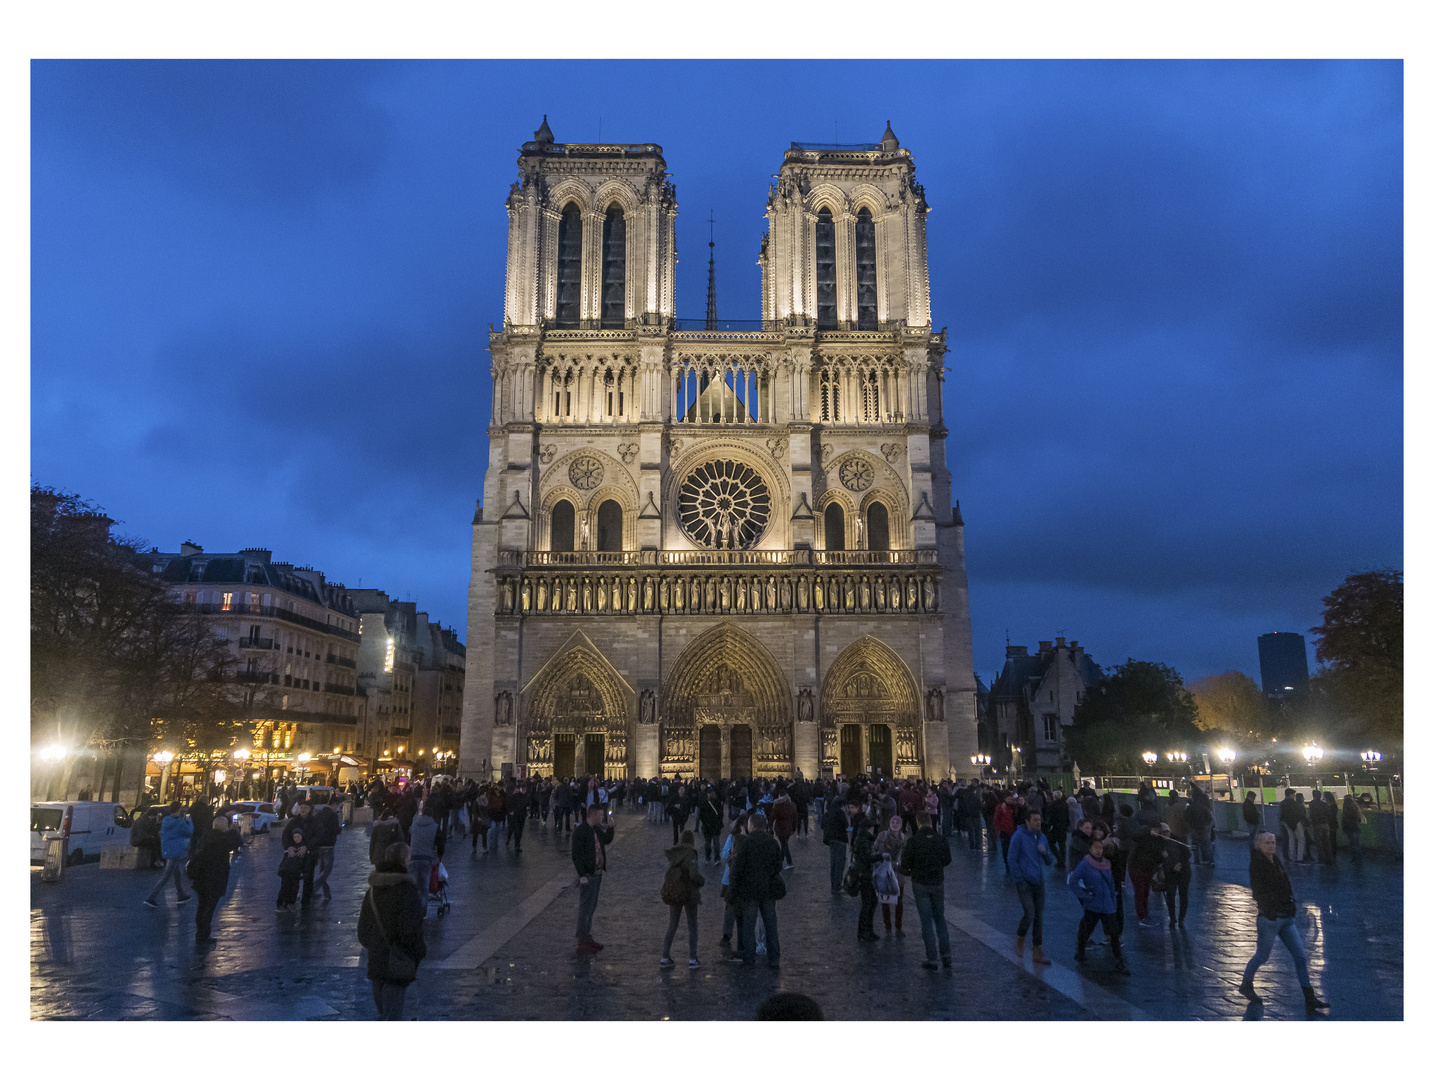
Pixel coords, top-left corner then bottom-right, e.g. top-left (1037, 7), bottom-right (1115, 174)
top-left (866, 502), bottom-right (890, 551)
top-left (824, 503), bottom-right (846, 551)
top-left (815, 207), bottom-right (836, 329)
top-left (551, 500), bottom-right (575, 552)
top-left (555, 203), bottom-right (582, 328)
top-left (855, 207), bottom-right (877, 330)
top-left (596, 500), bottom-right (623, 551)
top-left (601, 205), bottom-right (626, 328)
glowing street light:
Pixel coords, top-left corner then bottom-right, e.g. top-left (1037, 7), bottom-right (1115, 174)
top-left (1217, 748), bottom-right (1237, 765)
top-left (1361, 749), bottom-right (1382, 766)
top-left (1141, 751), bottom-right (1158, 766)
top-left (40, 745), bottom-right (66, 761)
top-left (1302, 744), bottom-right (1324, 765)
top-left (232, 748), bottom-right (251, 761)
top-left (1166, 751), bottom-right (1188, 764)
top-left (297, 752), bottom-right (311, 763)
top-left (152, 750), bottom-right (174, 765)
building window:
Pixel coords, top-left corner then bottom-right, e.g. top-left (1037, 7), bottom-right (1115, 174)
top-left (596, 499), bottom-right (623, 551)
top-left (820, 368), bottom-right (841, 422)
top-left (1042, 714), bottom-right (1059, 743)
top-left (855, 207), bottom-right (877, 329)
top-left (601, 205), bottom-right (625, 328)
top-left (551, 499), bottom-right (575, 552)
top-left (555, 203), bottom-right (582, 328)
top-left (221, 591), bottom-right (233, 611)
top-left (815, 207), bottom-right (836, 329)
top-left (866, 502), bottom-right (890, 551)
top-left (384, 637), bottom-right (395, 674)
top-left (824, 503), bottom-right (846, 551)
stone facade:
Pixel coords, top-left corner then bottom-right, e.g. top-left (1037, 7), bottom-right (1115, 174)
top-left (460, 121), bottom-right (978, 781)
top-left (988, 638), bottom-right (1101, 774)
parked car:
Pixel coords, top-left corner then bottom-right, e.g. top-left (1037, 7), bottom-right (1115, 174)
top-left (31, 801), bottom-right (131, 866)
top-left (288, 785), bottom-right (337, 805)
top-left (216, 802), bottom-right (279, 833)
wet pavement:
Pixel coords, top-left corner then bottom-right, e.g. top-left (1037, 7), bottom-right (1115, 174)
top-left (31, 807), bottom-right (1402, 1020)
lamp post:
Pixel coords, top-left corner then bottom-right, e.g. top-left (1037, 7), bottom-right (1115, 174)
top-left (297, 752), bottom-right (311, 784)
top-left (232, 748), bottom-right (251, 798)
top-left (40, 745), bottom-right (66, 799)
top-left (971, 753), bottom-right (990, 781)
top-left (153, 750), bottom-right (175, 801)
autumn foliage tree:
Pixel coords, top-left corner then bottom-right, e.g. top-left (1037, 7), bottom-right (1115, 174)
top-left (1309, 569), bottom-right (1402, 746)
top-left (1188, 670), bottom-right (1270, 736)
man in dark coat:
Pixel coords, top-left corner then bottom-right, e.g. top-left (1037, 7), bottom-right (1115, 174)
top-left (900, 812), bottom-right (953, 968)
top-left (191, 815), bottom-right (240, 945)
top-left (822, 796), bottom-right (850, 894)
top-left (188, 794), bottom-right (215, 856)
top-left (506, 781), bottom-right (531, 853)
top-left (357, 842), bottom-right (428, 1020)
top-left (727, 812), bottom-right (783, 968)
top-left (668, 783), bottom-right (692, 845)
top-left (309, 800), bottom-right (341, 900)
top-left (280, 802), bottom-right (317, 906)
top-left (697, 788), bottom-right (723, 863)
top-left (571, 804), bottom-right (615, 953)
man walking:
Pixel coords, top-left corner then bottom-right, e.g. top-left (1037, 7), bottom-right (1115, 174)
top-left (408, 800), bottom-right (439, 916)
top-left (727, 812), bottom-right (783, 968)
top-left (900, 812), bottom-right (952, 969)
top-left (1238, 832), bottom-right (1329, 1013)
top-left (310, 798), bottom-right (341, 900)
top-left (506, 780), bottom-right (530, 854)
top-left (572, 804), bottom-right (615, 954)
top-left (191, 815), bottom-right (240, 945)
top-left (822, 794), bottom-right (850, 894)
top-left (280, 801), bottom-right (318, 907)
top-left (1007, 809), bottom-right (1053, 964)
top-left (144, 803), bottom-right (194, 908)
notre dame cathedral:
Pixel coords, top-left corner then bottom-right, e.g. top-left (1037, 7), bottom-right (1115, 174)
top-left (459, 117), bottom-right (978, 782)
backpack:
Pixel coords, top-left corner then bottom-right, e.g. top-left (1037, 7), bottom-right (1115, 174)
top-left (661, 862), bottom-right (692, 906)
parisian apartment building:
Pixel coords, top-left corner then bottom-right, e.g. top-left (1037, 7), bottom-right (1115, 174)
top-left (987, 637), bottom-right (1101, 776)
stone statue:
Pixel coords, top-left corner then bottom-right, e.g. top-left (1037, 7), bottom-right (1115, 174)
top-left (782, 577), bottom-right (794, 610)
top-left (537, 578), bottom-right (548, 611)
top-left (874, 576), bottom-right (885, 610)
top-left (797, 576), bottom-right (809, 610)
top-left (567, 578), bottom-right (578, 611)
top-left (813, 577), bottom-right (824, 609)
top-left (626, 576), bottom-right (637, 612)
top-left (926, 686), bottom-right (944, 724)
top-left (844, 577), bottom-right (856, 610)
top-left (494, 691), bottom-right (512, 726)
top-left (643, 576), bottom-right (654, 611)
top-left (639, 688), bottom-right (657, 725)
top-left (704, 577), bottom-right (716, 610)
top-left (890, 575), bottom-right (901, 610)
top-left (519, 579), bottom-right (530, 612)
top-left (659, 577), bottom-right (670, 611)
top-left (736, 577), bottom-right (746, 611)
top-left (766, 576), bottom-right (778, 610)
top-left (859, 576), bottom-right (870, 610)
top-left (582, 577), bottom-right (592, 611)
top-left (797, 686), bottom-right (814, 723)
top-left (821, 726), bottom-right (837, 763)
top-left (923, 577), bottom-right (937, 611)
top-left (596, 577), bottom-right (607, 612)
top-left (906, 577), bottom-right (918, 610)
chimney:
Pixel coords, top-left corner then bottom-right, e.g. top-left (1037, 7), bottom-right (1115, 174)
top-left (180, 540), bottom-right (203, 556)
top-left (1038, 641), bottom-right (1053, 653)
top-left (1055, 636), bottom-right (1066, 648)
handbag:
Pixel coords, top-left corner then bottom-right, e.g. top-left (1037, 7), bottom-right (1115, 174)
top-left (842, 855), bottom-right (861, 897)
top-left (365, 888), bottom-right (418, 982)
top-left (1150, 865), bottom-right (1168, 893)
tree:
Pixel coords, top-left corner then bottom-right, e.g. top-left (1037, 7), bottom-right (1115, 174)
top-left (1065, 659), bottom-right (1201, 773)
top-left (1310, 569), bottom-right (1402, 744)
top-left (1189, 670), bottom-right (1269, 735)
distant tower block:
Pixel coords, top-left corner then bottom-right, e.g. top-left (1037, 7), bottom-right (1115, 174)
top-left (1257, 632), bottom-right (1309, 699)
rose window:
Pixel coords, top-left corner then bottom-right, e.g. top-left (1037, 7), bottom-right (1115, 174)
top-left (568, 455), bottom-right (605, 490)
top-left (839, 457), bottom-right (874, 492)
top-left (678, 459), bottom-right (771, 549)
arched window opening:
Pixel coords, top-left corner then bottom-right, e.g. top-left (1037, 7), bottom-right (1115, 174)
top-left (866, 502), bottom-right (890, 551)
top-left (604, 369), bottom-right (616, 417)
top-left (556, 204), bottom-right (582, 328)
top-left (855, 207), bottom-right (877, 330)
top-left (596, 499), bottom-right (624, 552)
top-left (862, 369), bottom-right (880, 423)
top-left (820, 368), bottom-right (841, 423)
top-left (601, 205), bottom-right (626, 328)
top-left (824, 503), bottom-right (846, 551)
top-left (551, 500), bottom-right (576, 552)
top-left (815, 207), bottom-right (836, 329)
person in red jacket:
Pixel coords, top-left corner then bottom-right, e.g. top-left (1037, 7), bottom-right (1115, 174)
top-left (993, 793), bottom-right (1018, 871)
top-left (770, 789), bottom-right (798, 868)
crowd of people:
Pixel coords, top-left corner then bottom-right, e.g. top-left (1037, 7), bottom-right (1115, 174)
top-left (129, 769), bottom-right (1351, 1019)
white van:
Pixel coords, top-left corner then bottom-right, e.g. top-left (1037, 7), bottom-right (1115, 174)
top-left (31, 801), bottom-right (132, 866)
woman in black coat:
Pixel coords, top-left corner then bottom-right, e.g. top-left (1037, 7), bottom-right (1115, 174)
top-left (191, 816), bottom-right (240, 945)
top-left (357, 842), bottom-right (428, 1020)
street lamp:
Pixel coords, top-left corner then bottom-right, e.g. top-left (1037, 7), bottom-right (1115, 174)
top-left (1141, 751), bottom-right (1158, 767)
top-left (1217, 748), bottom-right (1236, 765)
top-left (40, 745), bottom-right (66, 762)
top-left (1301, 744), bottom-right (1324, 765)
top-left (1166, 751), bottom-right (1188, 764)
top-left (971, 753), bottom-right (990, 780)
top-left (1361, 749), bottom-right (1382, 767)
top-left (153, 750), bottom-right (175, 800)
top-left (297, 751), bottom-right (311, 782)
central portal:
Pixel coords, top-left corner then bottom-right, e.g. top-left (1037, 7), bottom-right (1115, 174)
top-left (730, 725), bottom-right (753, 779)
top-left (553, 734), bottom-right (576, 778)
top-left (840, 724), bottom-right (862, 777)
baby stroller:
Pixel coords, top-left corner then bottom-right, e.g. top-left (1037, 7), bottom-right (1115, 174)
top-left (428, 861), bottom-right (452, 918)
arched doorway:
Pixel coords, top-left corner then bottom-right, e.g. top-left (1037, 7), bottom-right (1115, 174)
top-left (821, 636), bottom-right (922, 778)
top-left (522, 645), bottom-right (631, 778)
top-left (662, 623), bottom-right (791, 779)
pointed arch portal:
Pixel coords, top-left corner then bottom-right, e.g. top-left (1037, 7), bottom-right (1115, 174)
top-left (821, 636), bottom-right (922, 779)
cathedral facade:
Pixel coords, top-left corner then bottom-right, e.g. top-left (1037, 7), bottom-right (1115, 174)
top-left (459, 119), bottom-right (978, 782)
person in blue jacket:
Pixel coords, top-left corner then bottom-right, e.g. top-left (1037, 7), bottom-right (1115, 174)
top-left (1007, 810), bottom-right (1053, 964)
top-left (1069, 836), bottom-right (1128, 973)
top-left (144, 802), bottom-right (194, 908)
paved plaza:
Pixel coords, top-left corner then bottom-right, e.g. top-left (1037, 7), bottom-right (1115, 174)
top-left (30, 806), bottom-right (1402, 1021)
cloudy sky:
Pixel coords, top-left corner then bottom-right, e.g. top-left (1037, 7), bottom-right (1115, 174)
top-left (30, 60), bottom-right (1402, 687)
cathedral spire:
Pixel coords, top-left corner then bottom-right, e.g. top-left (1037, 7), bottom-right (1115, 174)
top-left (705, 211), bottom-right (718, 331)
top-left (533, 114), bottom-right (554, 145)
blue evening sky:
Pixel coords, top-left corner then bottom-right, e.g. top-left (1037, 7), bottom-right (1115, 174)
top-left (30, 60), bottom-right (1402, 688)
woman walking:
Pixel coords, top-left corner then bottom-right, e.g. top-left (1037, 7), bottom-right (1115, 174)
top-left (873, 815), bottom-right (906, 935)
top-left (1242, 791), bottom-right (1261, 849)
top-left (276, 828), bottom-right (309, 911)
top-left (660, 830), bottom-right (705, 968)
top-left (1341, 794), bottom-right (1366, 866)
top-left (357, 842), bottom-right (428, 1020)
top-left (718, 814), bottom-right (748, 954)
top-left (1159, 823), bottom-right (1192, 928)
top-left (1070, 836), bottom-right (1128, 973)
